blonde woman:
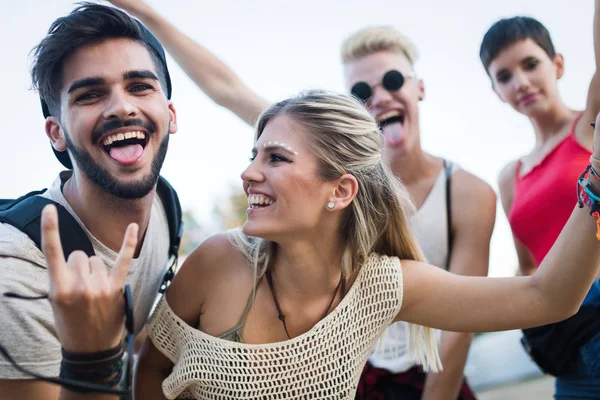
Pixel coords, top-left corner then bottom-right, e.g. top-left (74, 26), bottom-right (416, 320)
top-left (101, 2), bottom-right (496, 396)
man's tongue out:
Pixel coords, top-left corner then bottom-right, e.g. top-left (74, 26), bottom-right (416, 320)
top-left (381, 121), bottom-right (405, 147)
top-left (109, 144), bottom-right (144, 165)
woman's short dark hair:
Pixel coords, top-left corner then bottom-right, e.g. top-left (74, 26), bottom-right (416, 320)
top-left (480, 16), bottom-right (556, 73)
top-left (31, 2), bottom-right (170, 117)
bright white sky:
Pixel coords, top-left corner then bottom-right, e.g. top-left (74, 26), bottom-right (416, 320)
top-left (0, 0), bottom-right (594, 277)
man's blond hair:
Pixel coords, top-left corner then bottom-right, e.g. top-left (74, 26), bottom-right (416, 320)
top-left (341, 26), bottom-right (419, 66)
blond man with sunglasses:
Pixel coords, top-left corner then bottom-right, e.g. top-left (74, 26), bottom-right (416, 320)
top-left (341, 27), bottom-right (495, 400)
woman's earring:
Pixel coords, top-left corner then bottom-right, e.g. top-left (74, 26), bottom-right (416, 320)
top-left (327, 201), bottom-right (335, 209)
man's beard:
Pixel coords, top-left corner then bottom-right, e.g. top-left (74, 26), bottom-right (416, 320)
top-left (64, 125), bottom-right (169, 200)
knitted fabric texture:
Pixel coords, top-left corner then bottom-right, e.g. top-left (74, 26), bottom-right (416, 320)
top-left (147, 253), bottom-right (438, 399)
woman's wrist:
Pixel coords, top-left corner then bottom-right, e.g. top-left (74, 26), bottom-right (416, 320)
top-left (589, 156), bottom-right (600, 190)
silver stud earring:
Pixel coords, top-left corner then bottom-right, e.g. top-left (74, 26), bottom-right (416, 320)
top-left (327, 201), bottom-right (335, 209)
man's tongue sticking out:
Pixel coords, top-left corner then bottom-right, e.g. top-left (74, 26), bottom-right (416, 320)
top-left (381, 120), bottom-right (405, 147)
top-left (109, 144), bottom-right (144, 165)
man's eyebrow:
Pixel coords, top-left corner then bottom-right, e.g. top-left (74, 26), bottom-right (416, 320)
top-left (67, 77), bottom-right (105, 94)
top-left (123, 70), bottom-right (159, 81)
top-left (67, 70), bottom-right (159, 94)
top-left (521, 56), bottom-right (537, 63)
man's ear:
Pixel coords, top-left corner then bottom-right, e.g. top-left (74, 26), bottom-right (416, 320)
top-left (418, 79), bottom-right (425, 101)
top-left (327, 174), bottom-right (359, 211)
top-left (45, 117), bottom-right (67, 151)
top-left (168, 101), bottom-right (178, 135)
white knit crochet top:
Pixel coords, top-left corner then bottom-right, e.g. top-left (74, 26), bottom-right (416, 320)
top-left (147, 253), bottom-right (438, 399)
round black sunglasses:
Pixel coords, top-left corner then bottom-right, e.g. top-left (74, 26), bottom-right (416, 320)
top-left (350, 69), bottom-right (413, 103)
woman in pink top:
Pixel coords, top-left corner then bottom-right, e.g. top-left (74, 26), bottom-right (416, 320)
top-left (480, 4), bottom-right (600, 397)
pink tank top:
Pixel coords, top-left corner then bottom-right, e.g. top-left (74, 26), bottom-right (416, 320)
top-left (508, 114), bottom-right (590, 266)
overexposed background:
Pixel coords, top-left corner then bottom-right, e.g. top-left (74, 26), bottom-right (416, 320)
top-left (1, 0), bottom-right (594, 277)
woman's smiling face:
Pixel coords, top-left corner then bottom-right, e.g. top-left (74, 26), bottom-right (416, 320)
top-left (241, 115), bottom-right (335, 241)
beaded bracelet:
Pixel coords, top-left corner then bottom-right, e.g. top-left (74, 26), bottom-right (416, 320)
top-left (589, 165), bottom-right (600, 183)
top-left (577, 165), bottom-right (600, 240)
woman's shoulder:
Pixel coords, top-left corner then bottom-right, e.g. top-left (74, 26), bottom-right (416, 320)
top-left (183, 230), bottom-right (250, 280)
top-left (173, 232), bottom-right (252, 298)
top-left (164, 231), bottom-right (254, 325)
top-left (496, 159), bottom-right (521, 209)
top-left (498, 159), bottom-right (520, 186)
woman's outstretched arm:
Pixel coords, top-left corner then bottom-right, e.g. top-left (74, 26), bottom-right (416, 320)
top-left (398, 113), bottom-right (600, 333)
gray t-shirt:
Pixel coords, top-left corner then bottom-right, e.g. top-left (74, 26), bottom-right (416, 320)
top-left (0, 172), bottom-right (171, 378)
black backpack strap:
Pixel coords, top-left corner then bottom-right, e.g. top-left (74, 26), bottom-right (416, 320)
top-left (156, 176), bottom-right (183, 259)
top-left (0, 200), bottom-right (15, 209)
top-left (1, 180), bottom-right (182, 292)
top-left (0, 189), bottom-right (48, 211)
top-left (443, 160), bottom-right (453, 271)
top-left (155, 176), bottom-right (183, 293)
top-left (0, 191), bottom-right (95, 260)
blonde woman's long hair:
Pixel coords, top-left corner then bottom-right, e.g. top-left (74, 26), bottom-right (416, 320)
top-left (230, 90), bottom-right (442, 372)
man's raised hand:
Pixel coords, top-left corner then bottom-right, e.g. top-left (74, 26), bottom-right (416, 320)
top-left (41, 205), bottom-right (138, 353)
